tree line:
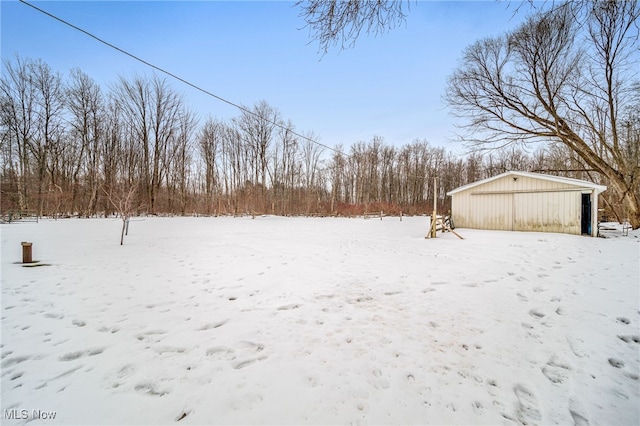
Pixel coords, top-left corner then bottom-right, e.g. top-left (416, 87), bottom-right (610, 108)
top-left (0, 55), bottom-right (635, 223)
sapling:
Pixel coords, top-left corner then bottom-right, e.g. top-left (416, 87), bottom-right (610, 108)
top-left (103, 184), bottom-right (140, 245)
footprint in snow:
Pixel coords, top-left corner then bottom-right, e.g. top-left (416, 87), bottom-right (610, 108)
top-left (471, 401), bottom-right (485, 415)
top-left (175, 411), bottom-right (190, 422)
top-left (566, 336), bottom-right (587, 358)
top-left (135, 382), bottom-right (169, 397)
top-left (153, 346), bottom-right (186, 355)
top-left (233, 356), bottom-right (267, 370)
top-left (349, 296), bottom-right (373, 303)
top-left (135, 329), bottom-right (168, 342)
top-left (235, 341), bottom-right (265, 353)
top-left (368, 368), bottom-right (390, 390)
top-left (513, 384), bottom-right (541, 424)
top-left (608, 358), bottom-right (624, 368)
top-left (529, 309), bottom-right (545, 319)
top-left (277, 303), bottom-right (301, 311)
top-left (59, 347), bottom-right (104, 361)
top-left (2, 355), bottom-right (30, 367)
top-left (205, 346), bottom-right (236, 361)
top-left (625, 372), bottom-right (639, 381)
top-left (617, 335), bottom-right (640, 344)
top-left (198, 320), bottom-right (228, 330)
top-left (10, 371), bottom-right (24, 381)
top-left (542, 357), bottom-right (572, 383)
top-left (569, 399), bottom-right (590, 426)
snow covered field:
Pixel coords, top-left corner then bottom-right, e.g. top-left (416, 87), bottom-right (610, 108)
top-left (1, 216), bottom-right (639, 425)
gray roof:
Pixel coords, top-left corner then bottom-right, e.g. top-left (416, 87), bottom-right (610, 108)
top-left (446, 171), bottom-right (607, 196)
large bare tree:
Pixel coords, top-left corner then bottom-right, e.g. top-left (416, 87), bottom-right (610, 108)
top-left (446, 1), bottom-right (640, 227)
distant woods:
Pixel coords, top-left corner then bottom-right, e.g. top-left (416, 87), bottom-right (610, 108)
top-left (0, 56), bottom-right (630, 219)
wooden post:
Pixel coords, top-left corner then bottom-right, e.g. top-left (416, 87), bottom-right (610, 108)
top-left (431, 177), bottom-right (438, 238)
top-left (380, 211), bottom-right (383, 221)
top-left (21, 242), bottom-right (33, 263)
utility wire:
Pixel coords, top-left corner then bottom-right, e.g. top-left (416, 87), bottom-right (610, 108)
top-left (20, 0), bottom-right (448, 184)
top-left (19, 0), bottom-right (341, 155)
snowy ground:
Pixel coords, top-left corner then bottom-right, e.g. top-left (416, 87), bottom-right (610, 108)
top-left (1, 216), bottom-right (639, 425)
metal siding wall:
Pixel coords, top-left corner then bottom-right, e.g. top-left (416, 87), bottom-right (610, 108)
top-left (513, 192), bottom-right (579, 234)
top-left (478, 175), bottom-right (577, 193)
top-left (452, 190), bottom-right (475, 228)
top-left (453, 193), bottom-right (513, 230)
top-left (482, 194), bottom-right (512, 230)
top-left (567, 192), bottom-right (581, 234)
top-left (451, 194), bottom-right (465, 227)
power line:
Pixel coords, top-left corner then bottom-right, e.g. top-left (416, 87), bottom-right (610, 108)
top-left (18, 0), bottom-right (341, 155)
top-left (19, 0), bottom-right (445, 184)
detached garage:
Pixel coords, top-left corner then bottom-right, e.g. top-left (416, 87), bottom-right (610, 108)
top-left (447, 171), bottom-right (607, 236)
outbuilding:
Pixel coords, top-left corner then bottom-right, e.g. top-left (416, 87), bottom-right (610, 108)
top-left (447, 171), bottom-right (607, 236)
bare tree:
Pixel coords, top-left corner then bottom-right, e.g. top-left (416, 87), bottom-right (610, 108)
top-left (221, 122), bottom-right (245, 213)
top-left (446, 2), bottom-right (640, 227)
top-left (103, 183), bottom-right (141, 245)
top-left (236, 101), bottom-right (280, 212)
top-left (379, 144), bottom-right (396, 205)
top-left (167, 107), bottom-right (197, 215)
top-left (271, 122), bottom-right (299, 215)
top-left (328, 145), bottom-right (346, 212)
top-left (301, 132), bottom-right (324, 213)
top-left (0, 56), bottom-right (36, 212)
top-left (297, 0), bottom-right (412, 53)
top-left (101, 98), bottom-right (124, 217)
top-left (67, 69), bottom-right (104, 216)
top-left (198, 117), bottom-right (225, 215)
top-left (30, 59), bottom-right (66, 216)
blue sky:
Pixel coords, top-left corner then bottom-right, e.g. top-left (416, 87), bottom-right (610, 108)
top-left (2, 1), bottom-right (532, 153)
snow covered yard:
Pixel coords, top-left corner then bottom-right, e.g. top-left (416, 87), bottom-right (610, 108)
top-left (1, 216), bottom-right (639, 425)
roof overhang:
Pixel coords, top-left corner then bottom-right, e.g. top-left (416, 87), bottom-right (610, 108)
top-left (446, 171), bottom-right (607, 196)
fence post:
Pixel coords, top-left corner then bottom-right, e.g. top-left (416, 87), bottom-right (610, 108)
top-left (21, 242), bottom-right (33, 263)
